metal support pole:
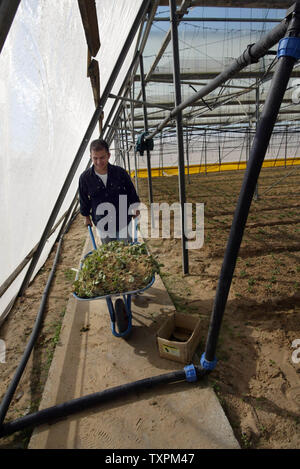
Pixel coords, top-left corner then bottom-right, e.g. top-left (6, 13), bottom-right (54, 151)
top-left (159, 132), bottom-right (163, 177)
top-left (204, 130), bottom-right (207, 175)
top-left (130, 84), bottom-right (139, 194)
top-left (218, 143), bottom-right (221, 171)
top-left (123, 108), bottom-right (131, 175)
top-left (246, 126), bottom-right (249, 163)
top-left (186, 126), bottom-right (190, 183)
top-left (202, 4), bottom-right (300, 366)
top-left (139, 54), bottom-right (154, 208)
top-left (254, 78), bottom-right (260, 200)
top-left (119, 116), bottom-right (127, 171)
top-left (119, 126), bottom-right (126, 170)
top-left (199, 130), bottom-right (204, 173)
top-left (18, 0), bottom-right (151, 296)
top-left (169, 0), bottom-right (189, 275)
top-left (285, 124), bottom-right (288, 167)
top-left (114, 133), bottom-right (120, 166)
top-left (154, 16), bottom-right (282, 23)
top-left (102, 50), bottom-right (140, 144)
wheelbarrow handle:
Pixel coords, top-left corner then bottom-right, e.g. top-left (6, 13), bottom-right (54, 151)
top-left (88, 220), bottom-right (138, 248)
top-left (88, 225), bottom-right (97, 250)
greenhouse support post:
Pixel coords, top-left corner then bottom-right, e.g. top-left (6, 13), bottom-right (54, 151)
top-left (130, 85), bottom-right (139, 194)
top-left (102, 51), bottom-right (140, 143)
top-left (254, 78), bottom-right (260, 200)
top-left (169, 0), bottom-right (189, 275)
top-left (139, 53), bottom-right (154, 209)
top-left (201, 2), bottom-right (300, 367)
top-left (186, 126), bottom-right (190, 184)
top-left (123, 107), bottom-right (131, 175)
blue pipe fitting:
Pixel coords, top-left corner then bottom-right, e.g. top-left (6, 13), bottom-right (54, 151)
top-left (277, 37), bottom-right (300, 60)
top-left (200, 353), bottom-right (217, 371)
top-left (184, 364), bottom-right (197, 382)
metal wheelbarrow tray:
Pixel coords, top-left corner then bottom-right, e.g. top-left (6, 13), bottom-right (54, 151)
top-left (73, 225), bottom-right (155, 338)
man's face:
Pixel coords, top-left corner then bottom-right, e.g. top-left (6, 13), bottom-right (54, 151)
top-left (91, 148), bottom-right (110, 174)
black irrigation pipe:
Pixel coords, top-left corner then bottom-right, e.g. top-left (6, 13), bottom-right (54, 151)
top-left (202, 2), bottom-right (300, 365)
top-left (0, 233), bottom-right (64, 427)
top-left (0, 367), bottom-right (208, 438)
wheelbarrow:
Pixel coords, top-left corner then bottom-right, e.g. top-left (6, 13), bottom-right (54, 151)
top-left (73, 223), bottom-right (155, 338)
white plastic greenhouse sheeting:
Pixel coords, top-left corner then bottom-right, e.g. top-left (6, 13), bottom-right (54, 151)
top-left (0, 0), bottom-right (143, 322)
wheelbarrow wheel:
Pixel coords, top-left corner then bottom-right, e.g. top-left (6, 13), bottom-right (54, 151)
top-left (114, 298), bottom-right (129, 334)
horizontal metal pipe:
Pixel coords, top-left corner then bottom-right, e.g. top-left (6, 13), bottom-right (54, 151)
top-left (153, 16), bottom-right (281, 22)
top-left (108, 93), bottom-right (171, 111)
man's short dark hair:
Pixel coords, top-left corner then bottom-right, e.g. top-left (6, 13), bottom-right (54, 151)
top-left (90, 139), bottom-right (109, 154)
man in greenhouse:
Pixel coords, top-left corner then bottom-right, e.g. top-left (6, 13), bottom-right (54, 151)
top-left (79, 139), bottom-right (140, 243)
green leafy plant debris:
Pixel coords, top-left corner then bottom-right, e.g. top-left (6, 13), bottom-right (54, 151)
top-left (73, 241), bottom-right (158, 298)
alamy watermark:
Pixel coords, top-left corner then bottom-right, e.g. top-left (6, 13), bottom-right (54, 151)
top-left (0, 339), bottom-right (5, 364)
top-left (95, 196), bottom-right (204, 250)
top-left (291, 78), bottom-right (300, 104)
top-left (291, 339), bottom-right (300, 364)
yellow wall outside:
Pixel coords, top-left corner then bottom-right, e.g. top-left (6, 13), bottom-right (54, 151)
top-left (130, 157), bottom-right (300, 179)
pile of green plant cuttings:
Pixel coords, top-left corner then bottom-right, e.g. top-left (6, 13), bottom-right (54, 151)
top-left (73, 241), bottom-right (158, 298)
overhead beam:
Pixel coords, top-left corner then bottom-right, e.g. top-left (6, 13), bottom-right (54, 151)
top-left (122, 98), bottom-right (291, 108)
top-left (78, 0), bottom-right (100, 57)
top-left (154, 17), bottom-right (281, 22)
top-left (88, 59), bottom-right (100, 106)
top-left (159, 0), bottom-right (291, 8)
top-left (135, 70), bottom-right (300, 81)
top-left (133, 108), bottom-right (300, 121)
top-left (109, 93), bottom-right (172, 110)
top-left (132, 112), bottom-right (299, 129)
top-left (88, 58), bottom-right (103, 132)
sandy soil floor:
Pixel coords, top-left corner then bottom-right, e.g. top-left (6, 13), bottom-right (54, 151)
top-left (0, 165), bottom-right (299, 449)
top-left (138, 165), bottom-right (300, 449)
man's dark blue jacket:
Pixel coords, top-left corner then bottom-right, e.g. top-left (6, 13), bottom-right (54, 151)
top-left (79, 163), bottom-right (140, 230)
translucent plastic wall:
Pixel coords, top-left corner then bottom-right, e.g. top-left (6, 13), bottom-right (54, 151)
top-left (0, 0), bottom-right (143, 322)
